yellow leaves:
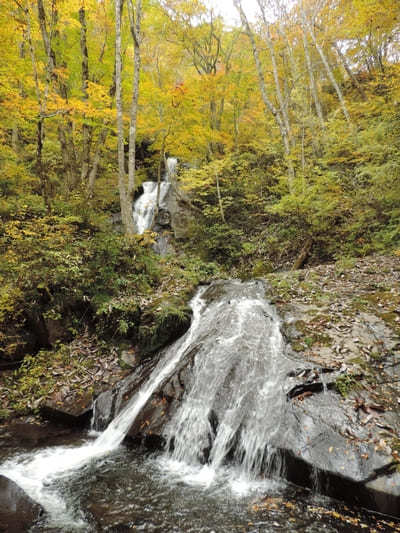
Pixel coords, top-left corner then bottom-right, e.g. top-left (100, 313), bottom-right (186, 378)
top-left (87, 82), bottom-right (112, 107)
top-left (251, 496), bottom-right (282, 511)
top-left (136, 230), bottom-right (157, 247)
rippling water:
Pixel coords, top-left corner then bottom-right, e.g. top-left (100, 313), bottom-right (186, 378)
top-left (1, 439), bottom-right (394, 532)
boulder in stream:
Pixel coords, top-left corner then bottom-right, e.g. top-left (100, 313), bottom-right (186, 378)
top-left (0, 475), bottom-right (44, 532)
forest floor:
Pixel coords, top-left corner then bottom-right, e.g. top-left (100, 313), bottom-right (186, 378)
top-left (269, 253), bottom-right (400, 464)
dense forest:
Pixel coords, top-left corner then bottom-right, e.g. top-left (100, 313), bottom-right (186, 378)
top-left (1, 0), bottom-right (400, 418)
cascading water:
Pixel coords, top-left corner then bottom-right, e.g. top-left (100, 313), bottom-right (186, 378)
top-left (158, 280), bottom-right (289, 492)
top-left (0, 280), bottom-right (290, 529)
top-left (0, 286), bottom-right (206, 529)
top-left (94, 286), bottom-right (205, 450)
top-left (133, 157), bottom-right (177, 234)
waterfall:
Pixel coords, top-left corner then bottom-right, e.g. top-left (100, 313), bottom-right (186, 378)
top-left (133, 157), bottom-right (177, 234)
top-left (0, 287), bottom-right (205, 528)
top-left (158, 280), bottom-right (288, 489)
top-left (0, 280), bottom-right (289, 527)
top-left (94, 287), bottom-right (205, 450)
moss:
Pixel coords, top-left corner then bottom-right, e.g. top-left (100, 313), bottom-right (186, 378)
top-left (335, 374), bottom-right (358, 397)
top-left (294, 319), bottom-right (307, 332)
top-left (348, 356), bottom-right (368, 368)
top-left (334, 256), bottom-right (357, 275)
top-left (290, 318), bottom-right (333, 350)
top-left (252, 259), bottom-right (274, 277)
top-left (95, 297), bottom-right (141, 340)
top-left (291, 341), bottom-right (304, 352)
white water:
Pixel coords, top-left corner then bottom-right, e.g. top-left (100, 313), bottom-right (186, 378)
top-left (133, 157), bottom-right (177, 234)
top-left (0, 280), bottom-right (289, 529)
top-left (94, 287), bottom-right (205, 449)
top-left (0, 286), bottom-right (205, 529)
top-left (158, 281), bottom-right (288, 491)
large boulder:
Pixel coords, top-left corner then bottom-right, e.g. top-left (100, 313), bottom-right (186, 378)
top-left (0, 475), bottom-right (44, 532)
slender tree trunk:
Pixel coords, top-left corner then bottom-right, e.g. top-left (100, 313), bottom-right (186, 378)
top-left (215, 171), bottom-right (225, 223)
top-left (79, 5), bottom-right (92, 184)
top-left (36, 119), bottom-right (51, 212)
top-left (302, 9), bottom-right (352, 127)
top-left (332, 41), bottom-right (366, 101)
top-left (256, 0), bottom-right (292, 143)
top-left (58, 125), bottom-right (77, 191)
top-left (12, 39), bottom-right (26, 155)
top-left (301, 18), bottom-right (325, 129)
top-left (151, 142), bottom-right (165, 230)
top-left (37, 0), bottom-right (79, 189)
top-left (25, 0), bottom-right (51, 211)
top-left (86, 68), bottom-right (117, 199)
top-left (151, 128), bottom-right (170, 229)
top-left (115, 0), bottom-right (135, 235)
top-left (127, 0), bottom-right (142, 200)
top-left (86, 127), bottom-right (109, 199)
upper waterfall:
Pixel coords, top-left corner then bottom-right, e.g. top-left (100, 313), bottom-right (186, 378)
top-left (133, 157), bottom-right (177, 234)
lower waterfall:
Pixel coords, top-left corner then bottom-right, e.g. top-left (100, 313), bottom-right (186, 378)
top-left (0, 280), bottom-right (290, 529)
top-left (159, 280), bottom-right (288, 490)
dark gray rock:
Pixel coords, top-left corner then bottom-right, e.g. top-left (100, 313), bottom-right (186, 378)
top-left (0, 475), bottom-right (44, 532)
top-left (163, 182), bottom-right (195, 241)
top-left (0, 421), bottom-right (74, 448)
top-left (40, 396), bottom-right (92, 428)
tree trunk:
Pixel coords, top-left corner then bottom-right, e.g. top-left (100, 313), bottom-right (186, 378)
top-left (215, 171), bottom-right (225, 223)
top-left (127, 0), bottom-right (142, 200)
top-left (115, 0), bottom-right (135, 235)
top-left (37, 0), bottom-right (79, 189)
top-left (332, 41), bottom-right (366, 101)
top-left (79, 5), bottom-right (92, 184)
top-left (25, 1), bottom-right (51, 211)
top-left (86, 69), bottom-right (117, 199)
top-left (86, 127), bottom-right (108, 199)
top-left (301, 18), bottom-right (325, 129)
top-left (57, 125), bottom-right (76, 191)
top-left (302, 9), bottom-right (352, 127)
top-left (36, 118), bottom-right (51, 212)
top-left (151, 142), bottom-right (165, 230)
top-left (292, 237), bottom-right (313, 270)
top-left (256, 0), bottom-right (292, 143)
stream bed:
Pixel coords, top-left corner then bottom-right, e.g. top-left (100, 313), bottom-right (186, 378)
top-left (1, 434), bottom-right (397, 532)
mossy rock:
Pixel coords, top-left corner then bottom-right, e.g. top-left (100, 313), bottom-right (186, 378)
top-left (138, 303), bottom-right (192, 357)
top-left (252, 259), bottom-right (274, 277)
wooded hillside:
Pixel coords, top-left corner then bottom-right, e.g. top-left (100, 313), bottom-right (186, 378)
top-left (0, 0), bottom-right (399, 416)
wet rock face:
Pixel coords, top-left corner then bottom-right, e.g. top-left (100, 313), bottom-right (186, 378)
top-left (40, 397), bottom-right (93, 428)
top-left (94, 273), bottom-right (400, 518)
top-left (0, 421), bottom-right (74, 449)
top-left (0, 475), bottom-right (44, 532)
